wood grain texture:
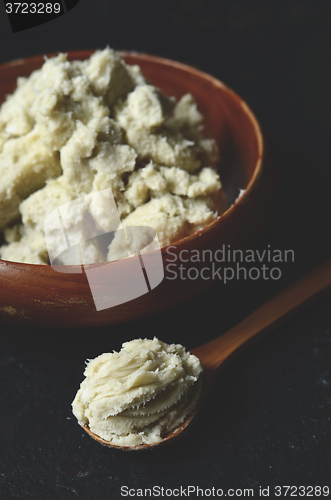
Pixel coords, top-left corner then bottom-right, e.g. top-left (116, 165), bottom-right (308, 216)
top-left (0, 51), bottom-right (275, 327)
top-left (192, 258), bottom-right (331, 375)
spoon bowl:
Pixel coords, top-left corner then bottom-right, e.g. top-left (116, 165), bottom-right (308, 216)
top-left (80, 258), bottom-right (331, 450)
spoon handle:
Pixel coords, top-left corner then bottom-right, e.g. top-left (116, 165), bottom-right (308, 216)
top-left (192, 259), bottom-right (331, 371)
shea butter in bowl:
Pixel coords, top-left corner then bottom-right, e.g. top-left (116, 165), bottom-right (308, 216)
top-left (0, 50), bottom-right (275, 327)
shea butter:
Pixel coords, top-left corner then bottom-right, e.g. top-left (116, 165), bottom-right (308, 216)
top-left (72, 338), bottom-right (203, 446)
top-left (0, 49), bottom-right (226, 264)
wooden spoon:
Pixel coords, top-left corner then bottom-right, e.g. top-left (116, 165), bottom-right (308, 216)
top-left (82, 258), bottom-right (331, 450)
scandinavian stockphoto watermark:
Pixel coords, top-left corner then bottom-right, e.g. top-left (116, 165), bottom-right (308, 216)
top-left (4, 0), bottom-right (81, 33)
top-left (44, 188), bottom-right (294, 311)
top-left (165, 245), bottom-right (295, 282)
top-left (120, 485), bottom-right (330, 497)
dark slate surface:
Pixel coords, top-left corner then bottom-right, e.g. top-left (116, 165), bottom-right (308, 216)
top-left (0, 1), bottom-right (330, 498)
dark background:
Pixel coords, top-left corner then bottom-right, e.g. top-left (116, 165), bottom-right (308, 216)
top-left (0, 0), bottom-right (331, 498)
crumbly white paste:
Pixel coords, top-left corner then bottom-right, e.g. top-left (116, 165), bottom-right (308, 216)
top-left (0, 48), bottom-right (225, 264)
top-left (72, 338), bottom-right (203, 446)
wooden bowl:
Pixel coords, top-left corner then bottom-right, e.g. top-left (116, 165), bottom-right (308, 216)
top-left (0, 51), bottom-right (275, 327)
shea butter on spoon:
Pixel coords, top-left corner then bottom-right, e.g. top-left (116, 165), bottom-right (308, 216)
top-left (72, 338), bottom-right (203, 447)
top-left (72, 259), bottom-right (331, 451)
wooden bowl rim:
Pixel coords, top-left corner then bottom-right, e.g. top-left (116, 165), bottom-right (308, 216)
top-left (0, 50), bottom-right (264, 269)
